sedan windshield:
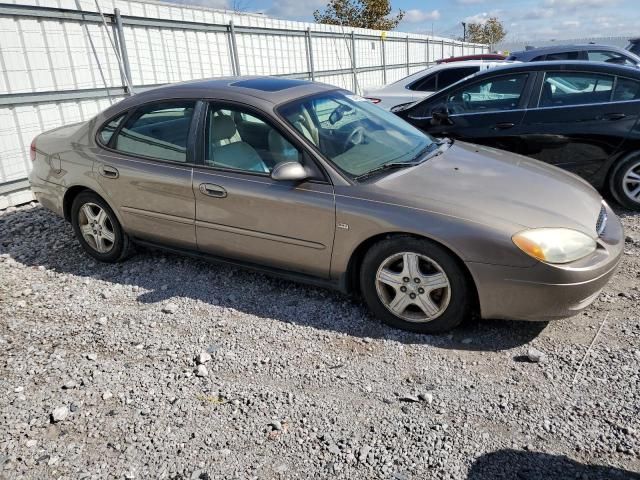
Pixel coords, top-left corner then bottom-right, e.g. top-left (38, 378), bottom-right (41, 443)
top-left (279, 91), bottom-right (435, 177)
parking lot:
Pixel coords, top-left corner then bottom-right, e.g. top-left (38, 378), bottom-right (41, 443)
top-left (1, 202), bottom-right (638, 479)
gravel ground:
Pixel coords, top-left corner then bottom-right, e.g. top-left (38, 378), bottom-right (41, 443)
top-left (1, 202), bottom-right (639, 480)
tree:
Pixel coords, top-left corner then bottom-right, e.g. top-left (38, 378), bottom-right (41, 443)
top-left (466, 17), bottom-right (506, 48)
top-left (313, 0), bottom-right (404, 30)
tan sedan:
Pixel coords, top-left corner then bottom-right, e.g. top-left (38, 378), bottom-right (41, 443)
top-left (28, 77), bottom-right (624, 333)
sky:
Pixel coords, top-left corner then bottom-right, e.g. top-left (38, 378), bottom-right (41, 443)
top-left (172, 0), bottom-right (639, 41)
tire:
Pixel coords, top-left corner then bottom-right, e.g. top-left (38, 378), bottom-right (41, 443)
top-left (71, 191), bottom-right (132, 263)
top-left (359, 236), bottom-right (471, 334)
top-left (610, 153), bottom-right (640, 210)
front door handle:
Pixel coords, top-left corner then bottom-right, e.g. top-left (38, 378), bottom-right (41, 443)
top-left (494, 122), bottom-right (515, 130)
top-left (199, 183), bottom-right (227, 198)
top-left (99, 165), bottom-right (119, 178)
top-left (604, 112), bottom-right (626, 120)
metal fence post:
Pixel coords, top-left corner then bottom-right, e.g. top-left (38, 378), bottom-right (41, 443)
top-left (381, 35), bottom-right (387, 85)
top-left (114, 8), bottom-right (132, 92)
top-left (405, 36), bottom-right (410, 75)
top-left (228, 20), bottom-right (241, 76)
top-left (426, 38), bottom-right (429, 66)
top-left (305, 28), bottom-right (315, 81)
top-left (350, 31), bottom-right (357, 93)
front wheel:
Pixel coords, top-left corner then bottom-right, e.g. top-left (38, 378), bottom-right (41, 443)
top-left (71, 191), bottom-right (132, 263)
top-left (360, 237), bottom-right (471, 334)
top-left (610, 154), bottom-right (640, 210)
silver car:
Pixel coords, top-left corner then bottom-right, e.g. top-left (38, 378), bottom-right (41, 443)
top-left (28, 77), bottom-right (624, 333)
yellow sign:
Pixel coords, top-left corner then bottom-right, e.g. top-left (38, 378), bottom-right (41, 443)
top-left (381, 31), bottom-right (387, 41)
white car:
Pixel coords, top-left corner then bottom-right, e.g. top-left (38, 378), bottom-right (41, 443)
top-left (363, 61), bottom-right (513, 111)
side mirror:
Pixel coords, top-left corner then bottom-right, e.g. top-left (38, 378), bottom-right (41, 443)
top-left (271, 161), bottom-right (309, 182)
top-left (431, 105), bottom-right (450, 125)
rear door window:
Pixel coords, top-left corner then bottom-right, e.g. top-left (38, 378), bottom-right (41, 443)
top-left (588, 50), bottom-right (636, 66)
top-left (545, 51), bottom-right (582, 61)
top-left (539, 72), bottom-right (614, 107)
top-left (112, 102), bottom-right (196, 163)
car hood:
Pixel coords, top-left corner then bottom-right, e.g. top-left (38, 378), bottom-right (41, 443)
top-left (368, 141), bottom-right (603, 236)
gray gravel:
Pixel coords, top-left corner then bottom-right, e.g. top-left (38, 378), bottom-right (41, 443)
top-left (1, 202), bottom-right (639, 479)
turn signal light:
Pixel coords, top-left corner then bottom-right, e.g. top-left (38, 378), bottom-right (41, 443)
top-left (365, 97), bottom-right (381, 104)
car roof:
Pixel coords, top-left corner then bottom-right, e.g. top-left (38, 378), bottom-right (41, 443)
top-left (114, 76), bottom-right (338, 110)
top-left (510, 44), bottom-right (631, 59)
top-left (414, 60), bottom-right (640, 100)
top-left (437, 54), bottom-right (506, 63)
top-left (482, 60), bottom-right (640, 76)
top-left (394, 60), bottom-right (512, 84)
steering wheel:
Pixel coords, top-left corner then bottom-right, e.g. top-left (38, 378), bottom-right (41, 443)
top-left (344, 126), bottom-right (366, 150)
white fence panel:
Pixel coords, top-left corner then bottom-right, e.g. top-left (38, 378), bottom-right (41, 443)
top-left (0, 0), bottom-right (487, 206)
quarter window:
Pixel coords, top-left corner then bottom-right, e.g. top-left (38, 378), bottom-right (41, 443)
top-left (446, 74), bottom-right (528, 113)
top-left (205, 106), bottom-right (301, 174)
top-left (112, 102), bottom-right (195, 163)
top-left (539, 72), bottom-right (614, 107)
top-left (99, 114), bottom-right (125, 145)
top-left (412, 73), bottom-right (436, 92)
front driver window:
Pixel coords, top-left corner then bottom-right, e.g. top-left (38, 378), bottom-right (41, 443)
top-left (446, 74), bottom-right (528, 114)
top-left (205, 106), bottom-right (301, 174)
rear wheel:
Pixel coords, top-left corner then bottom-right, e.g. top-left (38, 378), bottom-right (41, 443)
top-left (611, 154), bottom-right (640, 210)
top-left (360, 236), bottom-right (471, 333)
top-left (71, 191), bottom-right (132, 262)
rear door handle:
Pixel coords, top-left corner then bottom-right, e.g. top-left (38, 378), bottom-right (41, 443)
top-left (199, 183), bottom-right (227, 198)
top-left (604, 113), bottom-right (626, 120)
top-left (99, 165), bottom-right (119, 178)
top-left (494, 122), bottom-right (515, 130)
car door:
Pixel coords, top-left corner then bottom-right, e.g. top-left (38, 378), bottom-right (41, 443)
top-left (94, 100), bottom-right (198, 249)
top-left (191, 102), bottom-right (335, 278)
top-left (406, 71), bottom-right (534, 153)
top-left (518, 70), bottom-right (640, 180)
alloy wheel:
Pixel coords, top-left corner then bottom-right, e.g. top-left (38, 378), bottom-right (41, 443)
top-left (622, 160), bottom-right (640, 203)
top-left (78, 202), bottom-right (115, 253)
top-left (375, 252), bottom-right (451, 323)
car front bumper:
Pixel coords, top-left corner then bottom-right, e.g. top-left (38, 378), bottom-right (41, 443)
top-left (467, 203), bottom-right (624, 321)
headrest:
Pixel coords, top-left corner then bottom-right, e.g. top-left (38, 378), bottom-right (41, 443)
top-left (268, 129), bottom-right (287, 150)
top-left (211, 114), bottom-right (237, 141)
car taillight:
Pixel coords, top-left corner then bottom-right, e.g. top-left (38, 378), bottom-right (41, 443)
top-left (365, 97), bottom-right (381, 104)
top-left (30, 138), bottom-right (37, 162)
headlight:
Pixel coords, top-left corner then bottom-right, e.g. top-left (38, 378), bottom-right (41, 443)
top-left (512, 228), bottom-right (597, 264)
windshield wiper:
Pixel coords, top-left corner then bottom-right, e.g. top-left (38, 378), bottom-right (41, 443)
top-left (354, 140), bottom-right (452, 181)
top-left (354, 161), bottom-right (422, 181)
